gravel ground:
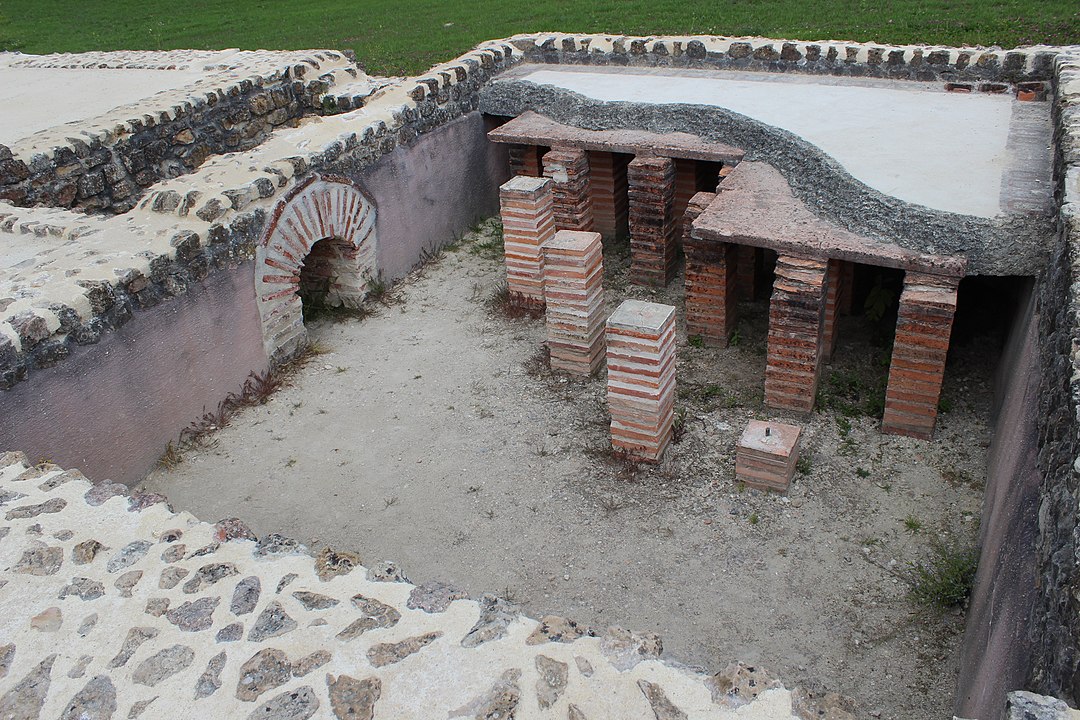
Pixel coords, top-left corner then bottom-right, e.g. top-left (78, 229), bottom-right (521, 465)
top-left (141, 220), bottom-right (989, 718)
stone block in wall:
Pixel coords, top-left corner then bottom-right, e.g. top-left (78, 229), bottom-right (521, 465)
top-left (628, 155), bottom-right (678, 287)
top-left (499, 175), bottom-right (554, 302)
top-left (764, 256), bottom-right (828, 414)
top-left (542, 230), bottom-right (605, 375)
top-left (542, 147), bottom-right (593, 232)
top-left (607, 299), bottom-right (677, 462)
top-left (736, 420), bottom-right (802, 492)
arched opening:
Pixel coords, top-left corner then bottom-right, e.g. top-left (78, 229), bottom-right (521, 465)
top-left (297, 236), bottom-right (363, 321)
top-left (255, 176), bottom-right (378, 362)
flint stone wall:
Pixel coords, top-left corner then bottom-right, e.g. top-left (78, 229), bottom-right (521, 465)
top-left (0, 50), bottom-right (378, 214)
top-left (1028, 52), bottom-right (1080, 706)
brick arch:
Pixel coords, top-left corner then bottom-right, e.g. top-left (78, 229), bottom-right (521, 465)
top-left (255, 175), bottom-right (377, 361)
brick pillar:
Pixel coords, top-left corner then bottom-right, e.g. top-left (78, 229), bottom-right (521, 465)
top-left (542, 230), bottom-right (605, 375)
top-left (684, 192), bottom-right (738, 346)
top-left (607, 299), bottom-right (677, 463)
top-left (882, 273), bottom-right (959, 440)
top-left (736, 245), bottom-right (757, 301)
top-left (499, 176), bottom-right (554, 302)
top-left (821, 259), bottom-right (842, 363)
top-left (587, 151), bottom-right (628, 241)
top-left (674, 159), bottom-right (697, 230)
top-left (508, 144), bottom-right (543, 177)
top-left (628, 155), bottom-right (678, 287)
top-left (542, 147), bottom-right (593, 232)
top-left (764, 256), bottom-right (829, 414)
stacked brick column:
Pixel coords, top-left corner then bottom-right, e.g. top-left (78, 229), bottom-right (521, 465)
top-left (674, 160), bottom-right (698, 228)
top-left (587, 151), bottom-right (628, 241)
top-left (542, 147), bottom-right (593, 232)
top-left (882, 272), bottom-right (959, 440)
top-left (542, 230), bottom-right (606, 375)
top-left (607, 299), bottom-right (677, 463)
top-left (508, 144), bottom-right (544, 177)
top-left (683, 192), bottom-right (739, 346)
top-left (821, 259), bottom-right (843, 363)
top-left (498, 176), bottom-right (555, 302)
top-left (764, 256), bottom-right (829, 413)
top-left (838, 261), bottom-right (855, 315)
top-left (736, 245), bottom-right (758, 301)
top-left (628, 155), bottom-right (678, 287)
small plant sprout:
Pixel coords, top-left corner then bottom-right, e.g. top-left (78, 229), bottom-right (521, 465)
top-left (796, 454), bottom-right (812, 475)
top-left (855, 467), bottom-right (871, 478)
top-left (903, 515), bottom-right (923, 534)
top-left (906, 540), bottom-right (978, 610)
top-left (687, 334), bottom-right (706, 349)
top-left (749, 512), bottom-right (760, 525)
top-left (383, 496), bottom-right (399, 509)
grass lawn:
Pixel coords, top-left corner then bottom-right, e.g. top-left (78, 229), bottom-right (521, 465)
top-left (1, 0), bottom-right (1077, 77)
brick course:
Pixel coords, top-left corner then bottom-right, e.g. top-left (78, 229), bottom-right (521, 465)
top-left (881, 272), bottom-right (958, 439)
top-left (509, 144), bottom-right (545, 177)
top-left (542, 230), bottom-right (605, 375)
top-left (499, 176), bottom-right (554, 302)
top-left (684, 192), bottom-right (739, 347)
top-left (606, 299), bottom-right (677, 462)
top-left (628, 155), bottom-right (678, 287)
top-left (542, 147), bottom-right (593, 232)
top-left (764, 256), bottom-right (828, 413)
top-left (587, 151), bottom-right (629, 241)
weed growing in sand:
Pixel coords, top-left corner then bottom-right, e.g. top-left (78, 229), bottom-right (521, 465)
top-left (856, 466), bottom-right (871, 478)
top-left (486, 281), bottom-right (545, 320)
top-left (687, 334), bottom-right (706, 349)
top-left (749, 512), bottom-right (760, 525)
top-left (796, 454), bottom-right (813, 475)
top-left (906, 540), bottom-right (978, 610)
top-left (903, 515), bottom-right (923, 534)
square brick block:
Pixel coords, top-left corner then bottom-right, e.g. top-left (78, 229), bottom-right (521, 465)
top-left (735, 420), bottom-right (802, 492)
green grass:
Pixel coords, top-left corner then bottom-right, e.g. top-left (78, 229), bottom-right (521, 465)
top-left (1, 1), bottom-right (1076, 77)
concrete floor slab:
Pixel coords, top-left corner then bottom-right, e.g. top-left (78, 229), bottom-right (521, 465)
top-left (510, 66), bottom-right (1049, 219)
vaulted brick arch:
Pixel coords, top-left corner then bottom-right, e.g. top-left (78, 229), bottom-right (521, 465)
top-left (255, 175), bottom-right (377, 361)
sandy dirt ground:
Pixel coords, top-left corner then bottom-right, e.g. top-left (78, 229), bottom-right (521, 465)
top-left (141, 221), bottom-right (989, 718)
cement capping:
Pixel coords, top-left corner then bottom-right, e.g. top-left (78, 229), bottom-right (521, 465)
top-left (607, 298), bottom-right (676, 333)
top-left (489, 110), bottom-right (746, 164)
top-left (693, 161), bottom-right (968, 276)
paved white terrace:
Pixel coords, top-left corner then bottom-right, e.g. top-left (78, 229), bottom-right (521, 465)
top-left (509, 66), bottom-right (1049, 218)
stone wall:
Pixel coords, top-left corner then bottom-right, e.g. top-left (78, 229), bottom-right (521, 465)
top-left (956, 284), bottom-right (1041, 720)
top-left (1028, 52), bottom-right (1080, 704)
top-left (504, 33), bottom-right (1061, 85)
top-left (0, 451), bottom-right (808, 719)
top-left (0, 50), bottom-right (379, 214)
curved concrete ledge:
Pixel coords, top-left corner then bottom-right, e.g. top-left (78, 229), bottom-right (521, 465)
top-left (479, 80), bottom-right (1054, 276)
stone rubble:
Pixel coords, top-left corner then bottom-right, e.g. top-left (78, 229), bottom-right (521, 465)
top-left (0, 451), bottom-right (810, 719)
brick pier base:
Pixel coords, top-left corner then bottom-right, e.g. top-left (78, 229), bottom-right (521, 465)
top-left (764, 256), bottom-right (829, 413)
top-left (737, 245), bottom-right (758, 301)
top-left (821, 259), bottom-right (843, 363)
top-left (509, 144), bottom-right (544, 177)
top-left (684, 192), bottom-right (738, 346)
top-left (499, 176), bottom-right (554, 302)
top-left (882, 273), bottom-right (959, 440)
top-left (628, 155), bottom-right (678, 287)
top-left (542, 230), bottom-right (605, 375)
top-left (607, 299), bottom-right (677, 462)
top-left (543, 147), bottom-right (593, 232)
top-left (588, 151), bottom-right (629, 241)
